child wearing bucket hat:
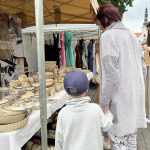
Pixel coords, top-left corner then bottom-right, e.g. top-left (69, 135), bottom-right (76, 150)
top-left (55, 70), bottom-right (113, 150)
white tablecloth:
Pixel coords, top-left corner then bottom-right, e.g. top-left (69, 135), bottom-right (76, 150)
top-left (0, 90), bottom-right (68, 150)
top-left (0, 72), bottom-right (93, 150)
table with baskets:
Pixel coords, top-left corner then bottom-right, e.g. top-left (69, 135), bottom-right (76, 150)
top-left (0, 72), bottom-right (93, 150)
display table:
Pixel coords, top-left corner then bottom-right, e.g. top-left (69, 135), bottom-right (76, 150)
top-left (0, 72), bottom-right (93, 150)
top-left (0, 90), bottom-right (69, 150)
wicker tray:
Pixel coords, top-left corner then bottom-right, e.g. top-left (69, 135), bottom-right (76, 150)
top-left (0, 111), bottom-right (27, 124)
top-left (0, 115), bottom-right (29, 133)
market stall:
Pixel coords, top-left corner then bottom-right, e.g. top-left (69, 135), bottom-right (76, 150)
top-left (22, 24), bottom-right (101, 74)
top-left (0, 0), bottom-right (99, 149)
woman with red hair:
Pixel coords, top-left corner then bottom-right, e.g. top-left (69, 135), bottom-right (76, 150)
top-left (95, 2), bottom-right (147, 149)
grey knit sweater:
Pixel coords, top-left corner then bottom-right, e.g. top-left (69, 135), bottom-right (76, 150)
top-left (55, 96), bottom-right (113, 150)
top-left (99, 21), bottom-right (147, 137)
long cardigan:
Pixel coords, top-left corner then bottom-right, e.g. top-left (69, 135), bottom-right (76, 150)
top-left (99, 21), bottom-right (147, 137)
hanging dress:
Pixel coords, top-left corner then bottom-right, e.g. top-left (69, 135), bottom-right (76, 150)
top-left (61, 32), bottom-right (66, 68)
top-left (68, 32), bottom-right (75, 66)
top-left (93, 43), bottom-right (96, 75)
top-left (64, 31), bottom-right (70, 67)
top-left (58, 33), bottom-right (62, 66)
top-left (88, 43), bottom-right (93, 72)
top-left (85, 44), bottom-right (88, 69)
top-left (82, 44), bottom-right (88, 69)
top-left (75, 41), bottom-right (81, 68)
top-left (53, 33), bottom-right (60, 68)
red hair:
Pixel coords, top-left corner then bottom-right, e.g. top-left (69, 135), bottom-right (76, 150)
top-left (95, 2), bottom-right (122, 28)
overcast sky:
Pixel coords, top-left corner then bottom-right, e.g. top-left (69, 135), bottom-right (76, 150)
top-left (122, 0), bottom-right (150, 33)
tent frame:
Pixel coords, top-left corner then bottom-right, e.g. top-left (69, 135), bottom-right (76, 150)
top-left (34, 0), bottom-right (47, 149)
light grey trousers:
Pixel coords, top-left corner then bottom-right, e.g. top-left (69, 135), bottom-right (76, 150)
top-left (109, 132), bottom-right (137, 150)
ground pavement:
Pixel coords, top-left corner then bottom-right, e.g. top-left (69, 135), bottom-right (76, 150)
top-left (88, 84), bottom-right (150, 150)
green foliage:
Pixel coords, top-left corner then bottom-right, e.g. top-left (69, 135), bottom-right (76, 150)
top-left (97, 0), bottom-right (134, 16)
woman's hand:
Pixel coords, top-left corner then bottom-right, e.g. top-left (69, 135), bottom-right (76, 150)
top-left (92, 75), bottom-right (99, 84)
top-left (143, 46), bottom-right (150, 52)
top-left (103, 110), bottom-right (112, 114)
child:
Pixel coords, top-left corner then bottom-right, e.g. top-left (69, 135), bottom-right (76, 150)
top-left (55, 70), bottom-right (113, 150)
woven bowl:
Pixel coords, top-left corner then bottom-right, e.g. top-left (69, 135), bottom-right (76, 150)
top-left (13, 100), bottom-right (25, 107)
top-left (33, 102), bottom-right (40, 110)
top-left (76, 68), bottom-right (82, 70)
top-left (82, 69), bottom-right (91, 74)
top-left (64, 68), bottom-right (72, 73)
top-left (24, 105), bottom-right (34, 115)
top-left (0, 111), bottom-right (27, 124)
top-left (9, 80), bottom-right (19, 88)
top-left (18, 75), bottom-right (27, 82)
top-left (46, 79), bottom-right (54, 83)
top-left (0, 114), bottom-right (29, 132)
top-left (21, 95), bottom-right (32, 103)
top-left (32, 82), bottom-right (53, 93)
top-left (2, 106), bottom-right (26, 115)
top-left (0, 87), bottom-right (9, 99)
top-left (0, 100), bottom-right (9, 108)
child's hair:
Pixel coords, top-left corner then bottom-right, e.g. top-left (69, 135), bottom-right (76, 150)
top-left (68, 88), bottom-right (77, 94)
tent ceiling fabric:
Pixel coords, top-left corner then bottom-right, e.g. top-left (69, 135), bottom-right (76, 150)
top-left (0, 0), bottom-right (97, 27)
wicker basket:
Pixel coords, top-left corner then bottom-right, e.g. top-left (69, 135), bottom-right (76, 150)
top-left (0, 115), bottom-right (29, 132)
top-left (33, 102), bottom-right (40, 110)
top-left (0, 100), bottom-right (9, 108)
top-left (24, 105), bottom-right (34, 115)
top-left (45, 61), bottom-right (56, 72)
top-left (2, 106), bottom-right (26, 115)
top-left (0, 111), bottom-right (27, 124)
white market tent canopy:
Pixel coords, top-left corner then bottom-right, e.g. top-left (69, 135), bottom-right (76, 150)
top-left (22, 23), bottom-right (101, 74)
top-left (22, 23), bottom-right (101, 40)
top-left (22, 24), bottom-right (99, 33)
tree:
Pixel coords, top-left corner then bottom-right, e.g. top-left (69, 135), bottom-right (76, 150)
top-left (97, 0), bottom-right (134, 16)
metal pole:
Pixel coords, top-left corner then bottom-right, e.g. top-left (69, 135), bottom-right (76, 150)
top-left (34, 0), bottom-right (47, 149)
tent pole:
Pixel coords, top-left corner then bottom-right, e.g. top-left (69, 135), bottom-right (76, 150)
top-left (34, 0), bottom-right (47, 149)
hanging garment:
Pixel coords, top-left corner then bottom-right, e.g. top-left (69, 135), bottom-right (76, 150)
top-left (95, 37), bottom-right (100, 73)
top-left (73, 40), bottom-right (77, 63)
top-left (69, 32), bottom-right (75, 66)
top-left (58, 33), bottom-right (62, 66)
top-left (75, 41), bottom-right (81, 68)
top-left (85, 44), bottom-right (88, 69)
top-left (58, 33), bottom-right (61, 48)
top-left (64, 31), bottom-right (70, 67)
top-left (88, 43), bottom-right (93, 72)
top-left (45, 44), bottom-right (55, 61)
top-left (60, 32), bottom-right (66, 68)
top-left (82, 44), bottom-right (88, 69)
top-left (93, 43), bottom-right (96, 75)
top-left (53, 33), bottom-right (60, 68)
top-left (79, 39), bottom-right (85, 68)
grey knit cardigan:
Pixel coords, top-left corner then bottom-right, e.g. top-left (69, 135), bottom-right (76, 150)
top-left (99, 21), bottom-right (147, 137)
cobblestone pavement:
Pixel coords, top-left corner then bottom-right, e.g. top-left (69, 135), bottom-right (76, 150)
top-left (89, 84), bottom-right (150, 150)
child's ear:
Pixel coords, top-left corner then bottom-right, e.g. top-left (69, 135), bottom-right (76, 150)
top-left (86, 89), bottom-right (88, 93)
